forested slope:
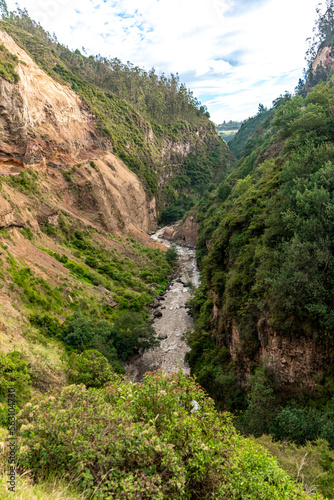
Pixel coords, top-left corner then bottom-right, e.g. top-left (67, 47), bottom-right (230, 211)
top-left (187, 69), bottom-right (334, 438)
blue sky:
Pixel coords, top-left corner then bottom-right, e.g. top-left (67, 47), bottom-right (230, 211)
top-left (6, 0), bottom-right (322, 122)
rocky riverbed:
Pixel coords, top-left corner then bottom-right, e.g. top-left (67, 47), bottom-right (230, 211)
top-left (124, 227), bottom-right (200, 380)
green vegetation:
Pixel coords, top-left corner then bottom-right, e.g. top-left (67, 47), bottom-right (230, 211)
top-left (0, 42), bottom-right (20, 83)
top-left (186, 43), bottom-right (334, 467)
top-left (40, 223), bottom-right (172, 302)
top-left (165, 244), bottom-right (178, 263)
top-left (15, 371), bottom-right (313, 499)
top-left (254, 436), bottom-right (334, 498)
top-left (65, 349), bottom-right (119, 388)
top-left (3, 169), bottom-right (40, 194)
top-left (228, 107), bottom-right (272, 159)
top-left (59, 312), bottom-right (158, 366)
top-left (0, 351), bottom-right (31, 426)
top-left (0, 210), bottom-right (173, 392)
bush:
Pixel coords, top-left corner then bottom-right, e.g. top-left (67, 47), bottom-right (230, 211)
top-left (0, 351), bottom-right (31, 426)
top-left (65, 349), bottom-right (118, 388)
top-left (16, 372), bottom-right (311, 499)
top-left (165, 244), bottom-right (178, 263)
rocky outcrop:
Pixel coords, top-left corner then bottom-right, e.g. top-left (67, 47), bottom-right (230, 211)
top-left (161, 215), bottom-right (199, 248)
top-left (222, 313), bottom-right (330, 390)
top-left (0, 29), bottom-right (102, 157)
top-left (0, 29), bottom-right (158, 244)
top-left (311, 45), bottom-right (334, 74)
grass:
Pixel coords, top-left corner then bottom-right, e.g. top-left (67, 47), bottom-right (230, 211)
top-left (0, 473), bottom-right (84, 500)
top-left (253, 435), bottom-right (334, 499)
top-left (0, 43), bottom-right (20, 83)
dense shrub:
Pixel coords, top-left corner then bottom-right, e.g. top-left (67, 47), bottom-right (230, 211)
top-left (0, 351), bottom-right (31, 426)
top-left (16, 372), bottom-right (312, 499)
top-left (65, 349), bottom-right (119, 388)
top-left (60, 312), bottom-right (158, 363)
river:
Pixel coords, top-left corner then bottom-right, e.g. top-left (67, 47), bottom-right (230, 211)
top-left (125, 226), bottom-right (200, 380)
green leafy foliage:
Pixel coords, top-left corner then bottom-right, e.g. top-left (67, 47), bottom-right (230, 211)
top-left (0, 42), bottom-right (19, 83)
top-left (16, 372), bottom-right (312, 499)
top-left (65, 349), bottom-right (119, 388)
top-left (59, 312), bottom-right (158, 364)
top-left (238, 367), bottom-right (278, 437)
top-left (0, 351), bottom-right (31, 405)
top-left (255, 435), bottom-right (334, 499)
top-left (0, 351), bottom-right (31, 426)
top-left (187, 77), bottom-right (334, 442)
top-left (228, 108), bottom-right (272, 159)
top-left (273, 401), bottom-right (334, 448)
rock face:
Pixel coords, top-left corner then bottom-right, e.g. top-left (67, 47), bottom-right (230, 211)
top-left (219, 311), bottom-right (330, 390)
top-left (311, 45), bottom-right (334, 74)
top-left (0, 30), bottom-right (100, 160)
top-left (0, 29), bottom-right (158, 244)
top-left (161, 215), bottom-right (199, 248)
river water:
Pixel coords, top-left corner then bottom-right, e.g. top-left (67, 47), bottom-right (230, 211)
top-left (124, 227), bottom-right (200, 380)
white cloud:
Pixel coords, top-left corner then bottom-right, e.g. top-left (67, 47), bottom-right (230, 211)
top-left (6, 0), bottom-right (321, 121)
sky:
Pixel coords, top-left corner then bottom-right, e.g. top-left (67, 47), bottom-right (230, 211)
top-left (5, 0), bottom-right (323, 123)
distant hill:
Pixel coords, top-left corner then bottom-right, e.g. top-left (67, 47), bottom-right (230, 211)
top-left (216, 120), bottom-right (242, 143)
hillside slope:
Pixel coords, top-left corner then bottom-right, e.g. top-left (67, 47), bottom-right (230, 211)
top-left (0, 15), bottom-right (235, 220)
top-left (185, 76), bottom-right (334, 456)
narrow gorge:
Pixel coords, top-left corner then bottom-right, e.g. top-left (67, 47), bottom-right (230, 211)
top-left (125, 226), bottom-right (200, 379)
top-left (1, 3), bottom-right (334, 498)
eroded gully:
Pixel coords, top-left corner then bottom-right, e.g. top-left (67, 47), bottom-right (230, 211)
top-left (125, 226), bottom-right (200, 380)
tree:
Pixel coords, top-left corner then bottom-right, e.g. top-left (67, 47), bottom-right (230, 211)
top-left (0, 0), bottom-right (8, 19)
top-left (295, 78), bottom-right (306, 97)
top-left (240, 366), bottom-right (277, 436)
top-left (258, 103), bottom-right (267, 114)
top-left (111, 312), bottom-right (158, 360)
top-left (65, 349), bottom-right (116, 388)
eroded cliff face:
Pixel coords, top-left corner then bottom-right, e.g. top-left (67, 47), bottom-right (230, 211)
top-left (0, 29), bottom-right (158, 242)
top-left (311, 45), bottom-right (334, 74)
top-left (215, 296), bottom-right (331, 390)
top-left (0, 30), bottom-right (101, 160)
